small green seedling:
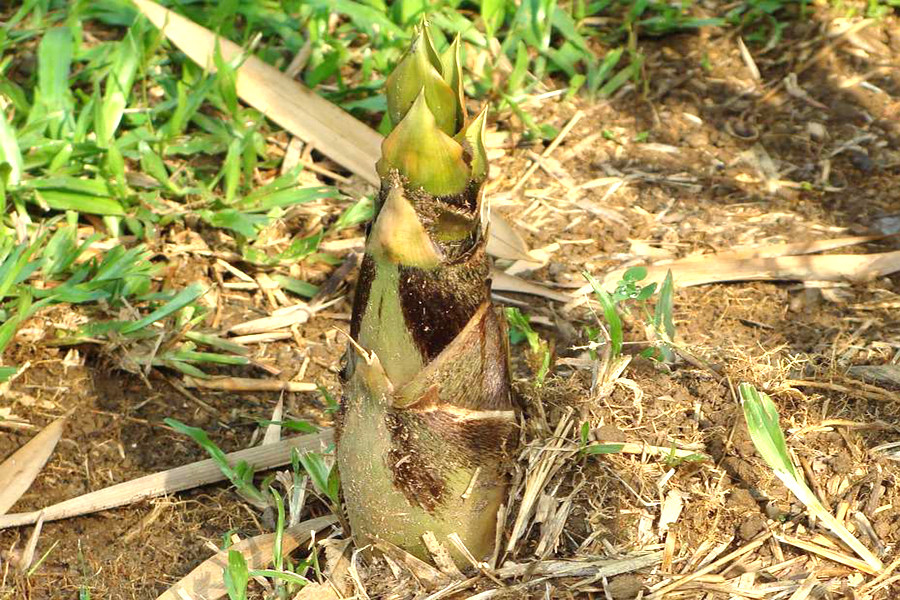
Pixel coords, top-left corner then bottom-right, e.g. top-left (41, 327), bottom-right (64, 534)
top-left (583, 267), bottom-right (676, 362)
top-left (26, 539), bottom-right (60, 577)
top-left (223, 550), bottom-right (250, 600)
top-left (505, 307), bottom-right (551, 385)
top-left (257, 419), bottom-right (318, 434)
top-left (739, 383), bottom-right (882, 572)
top-left (662, 447), bottom-right (707, 468)
top-left (77, 541), bottom-right (92, 600)
top-left (577, 421), bottom-right (705, 465)
top-left (577, 422), bottom-right (624, 456)
top-left (164, 418), bottom-right (270, 509)
top-left (296, 450), bottom-right (341, 508)
top-left (578, 421), bottom-right (625, 456)
top-left (316, 384), bottom-right (341, 415)
top-left (582, 442), bottom-right (626, 456)
top-left (220, 482), bottom-right (316, 599)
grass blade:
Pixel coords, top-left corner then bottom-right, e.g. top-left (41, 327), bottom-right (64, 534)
top-left (97, 24), bottom-right (144, 145)
top-left (119, 283), bottom-right (205, 334)
top-left (584, 271), bottom-right (623, 357)
top-left (297, 452), bottom-right (337, 505)
top-left (653, 270), bottom-right (675, 340)
top-left (0, 110), bottom-right (23, 185)
top-left (739, 383), bottom-right (883, 573)
top-left (35, 190), bottom-right (125, 216)
top-left (223, 550), bottom-right (249, 600)
top-left (35, 26), bottom-right (74, 135)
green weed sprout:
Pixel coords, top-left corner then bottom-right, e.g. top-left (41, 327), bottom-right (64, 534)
top-left (505, 307), bottom-right (551, 385)
top-left (739, 383), bottom-right (883, 572)
top-left (220, 481), bottom-right (320, 598)
top-left (164, 418), bottom-right (270, 509)
top-left (583, 267), bottom-right (676, 362)
top-left (223, 550), bottom-right (250, 600)
top-left (167, 421), bottom-right (338, 595)
top-left (296, 450), bottom-right (341, 508)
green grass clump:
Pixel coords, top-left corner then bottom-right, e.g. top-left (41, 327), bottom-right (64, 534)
top-left (0, 2), bottom-right (347, 376)
top-left (165, 416), bottom-right (337, 597)
top-left (505, 306), bottom-right (551, 385)
top-left (583, 266), bottom-right (676, 363)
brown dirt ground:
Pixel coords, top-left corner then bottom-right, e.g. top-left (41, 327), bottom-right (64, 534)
top-left (3, 6), bottom-right (900, 599)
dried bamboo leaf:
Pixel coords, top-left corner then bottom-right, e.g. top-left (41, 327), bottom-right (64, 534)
top-left (494, 551), bottom-right (663, 579)
top-left (595, 250), bottom-right (900, 292)
top-left (157, 515), bottom-right (337, 600)
top-left (16, 511), bottom-right (45, 572)
top-left (228, 305), bottom-right (312, 336)
top-left (506, 414), bottom-right (575, 552)
top-left (0, 430), bottom-right (333, 530)
top-left (0, 415), bottom-right (67, 515)
top-left (230, 331), bottom-right (293, 345)
top-left (321, 538), bottom-right (353, 596)
top-left (678, 234), bottom-right (887, 262)
top-left (374, 540), bottom-right (448, 588)
top-left (423, 532), bottom-right (465, 578)
top-left (133, 0), bottom-right (381, 183)
top-left (486, 216), bottom-right (534, 261)
top-left (646, 534), bottom-right (771, 600)
top-left (182, 376), bottom-right (317, 393)
top-left (491, 269), bottom-right (571, 303)
top-left (777, 535), bottom-right (880, 576)
top-left (658, 490), bottom-right (684, 535)
top-left (293, 582), bottom-right (341, 600)
top-left (262, 397), bottom-right (283, 445)
top-left (848, 365), bottom-right (900, 388)
top-left (785, 572), bottom-right (820, 600)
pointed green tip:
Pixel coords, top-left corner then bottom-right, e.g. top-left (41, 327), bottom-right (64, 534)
top-left (377, 90), bottom-right (469, 197)
top-left (459, 106), bottom-right (489, 182)
top-left (440, 34), bottom-right (465, 128)
top-left (385, 28), bottom-right (457, 135)
top-left (419, 21), bottom-right (443, 72)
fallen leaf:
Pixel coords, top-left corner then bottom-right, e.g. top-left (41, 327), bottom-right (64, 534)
top-left (491, 269), bottom-right (571, 303)
top-left (486, 215), bottom-right (534, 261)
top-left (848, 365), bottom-right (900, 388)
top-left (293, 582), bottom-right (340, 600)
top-left (15, 511), bottom-right (45, 572)
top-left (374, 539), bottom-right (448, 589)
top-left (321, 538), bottom-right (353, 596)
top-left (156, 515), bottom-right (337, 600)
top-left (678, 234), bottom-right (888, 262)
top-left (572, 248), bottom-right (900, 297)
top-left (133, 0), bottom-right (381, 184)
top-left (262, 397), bottom-right (283, 445)
top-left (610, 250), bottom-right (900, 290)
top-left (658, 490), bottom-right (683, 536)
top-left (0, 415), bottom-right (67, 515)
